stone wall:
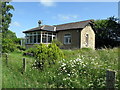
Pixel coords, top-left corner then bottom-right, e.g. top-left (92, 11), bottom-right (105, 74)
top-left (80, 25), bottom-right (95, 49)
top-left (57, 29), bottom-right (81, 49)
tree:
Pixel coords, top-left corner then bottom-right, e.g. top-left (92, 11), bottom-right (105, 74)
top-left (5, 30), bottom-right (21, 44)
top-left (0, 2), bottom-right (18, 53)
top-left (1, 2), bottom-right (14, 38)
top-left (93, 16), bottom-right (120, 48)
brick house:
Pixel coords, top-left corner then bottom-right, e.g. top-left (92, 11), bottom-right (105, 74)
top-left (23, 20), bottom-right (95, 49)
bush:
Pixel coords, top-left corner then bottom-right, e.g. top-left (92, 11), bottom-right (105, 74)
top-left (2, 38), bottom-right (17, 53)
top-left (23, 47), bottom-right (36, 56)
top-left (52, 39), bottom-right (63, 48)
top-left (34, 44), bottom-right (48, 69)
top-left (16, 45), bottom-right (26, 51)
top-left (47, 43), bottom-right (64, 65)
top-left (33, 43), bottom-right (64, 70)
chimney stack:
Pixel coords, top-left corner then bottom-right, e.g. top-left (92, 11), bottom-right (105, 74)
top-left (38, 20), bottom-right (42, 27)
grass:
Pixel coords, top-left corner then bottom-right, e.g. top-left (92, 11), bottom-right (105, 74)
top-left (2, 47), bottom-right (119, 88)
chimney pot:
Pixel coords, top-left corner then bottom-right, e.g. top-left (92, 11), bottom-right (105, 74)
top-left (38, 20), bottom-right (42, 27)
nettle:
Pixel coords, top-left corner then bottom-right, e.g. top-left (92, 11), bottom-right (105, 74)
top-left (33, 43), bottom-right (64, 70)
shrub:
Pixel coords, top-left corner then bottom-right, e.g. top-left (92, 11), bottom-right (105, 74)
top-left (2, 38), bottom-right (17, 53)
top-left (52, 39), bottom-right (63, 48)
top-left (34, 44), bottom-right (48, 69)
top-left (33, 43), bottom-right (64, 70)
top-left (16, 45), bottom-right (26, 51)
top-left (47, 43), bottom-right (64, 65)
top-left (23, 47), bottom-right (36, 56)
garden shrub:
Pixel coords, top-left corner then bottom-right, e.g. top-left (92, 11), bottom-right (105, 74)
top-left (33, 43), bottom-right (64, 70)
top-left (34, 44), bottom-right (48, 69)
top-left (52, 39), bottom-right (63, 48)
top-left (47, 43), bottom-right (64, 65)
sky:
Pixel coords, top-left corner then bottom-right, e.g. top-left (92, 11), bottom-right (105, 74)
top-left (9, 2), bottom-right (118, 38)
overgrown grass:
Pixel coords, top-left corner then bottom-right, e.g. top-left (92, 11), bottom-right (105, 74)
top-left (2, 48), bottom-right (119, 88)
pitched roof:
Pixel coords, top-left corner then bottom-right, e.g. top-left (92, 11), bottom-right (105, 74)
top-left (55, 20), bottom-right (93, 31)
top-left (23, 20), bottom-right (93, 33)
top-left (23, 25), bottom-right (55, 33)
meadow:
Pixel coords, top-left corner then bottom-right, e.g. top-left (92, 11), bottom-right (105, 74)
top-left (2, 48), bottom-right (119, 88)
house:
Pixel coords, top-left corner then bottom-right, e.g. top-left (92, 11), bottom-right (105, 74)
top-left (23, 20), bottom-right (95, 49)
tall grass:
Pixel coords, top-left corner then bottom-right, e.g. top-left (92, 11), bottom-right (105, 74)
top-left (2, 48), bottom-right (119, 88)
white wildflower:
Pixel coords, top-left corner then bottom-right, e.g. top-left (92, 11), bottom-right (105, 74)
top-left (67, 74), bottom-right (70, 76)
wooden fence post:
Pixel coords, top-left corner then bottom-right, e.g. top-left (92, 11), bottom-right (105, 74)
top-left (106, 70), bottom-right (115, 89)
top-left (23, 58), bottom-right (26, 73)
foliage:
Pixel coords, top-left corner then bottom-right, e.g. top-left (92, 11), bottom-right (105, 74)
top-left (47, 43), bottom-right (64, 65)
top-left (93, 16), bottom-right (120, 48)
top-left (33, 43), bottom-right (64, 70)
top-left (2, 30), bottom-right (21, 53)
top-left (0, 2), bottom-right (19, 53)
top-left (23, 47), bottom-right (36, 57)
top-left (1, 2), bottom-right (14, 35)
top-left (81, 47), bottom-right (93, 51)
top-left (3, 30), bottom-right (21, 44)
top-left (2, 38), bottom-right (17, 53)
top-left (52, 39), bottom-right (63, 48)
top-left (5, 30), bottom-right (17, 39)
top-left (2, 48), bottom-right (119, 88)
top-left (16, 45), bottom-right (26, 51)
top-left (33, 44), bottom-right (48, 69)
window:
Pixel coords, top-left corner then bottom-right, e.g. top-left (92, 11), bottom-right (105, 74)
top-left (38, 34), bottom-right (41, 43)
top-left (25, 31), bottom-right (56, 44)
top-left (48, 36), bottom-right (52, 43)
top-left (42, 34), bottom-right (47, 43)
top-left (30, 36), bottom-right (33, 43)
top-left (64, 34), bottom-right (71, 44)
top-left (26, 36), bottom-right (29, 44)
top-left (86, 34), bottom-right (89, 46)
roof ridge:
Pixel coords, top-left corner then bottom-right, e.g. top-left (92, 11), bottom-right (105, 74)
top-left (54, 19), bottom-right (93, 26)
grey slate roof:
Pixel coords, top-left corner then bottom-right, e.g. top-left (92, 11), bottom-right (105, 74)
top-left (23, 25), bottom-right (55, 33)
top-left (23, 20), bottom-right (93, 33)
top-left (55, 20), bottom-right (92, 31)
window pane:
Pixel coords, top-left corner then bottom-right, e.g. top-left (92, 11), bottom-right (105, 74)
top-left (30, 36), bottom-right (32, 43)
top-left (53, 33), bottom-right (56, 35)
top-left (38, 35), bottom-right (41, 43)
top-left (29, 33), bottom-right (32, 36)
top-left (64, 34), bottom-right (71, 37)
top-left (26, 36), bottom-right (29, 44)
top-left (53, 36), bottom-right (56, 40)
top-left (48, 32), bottom-right (52, 35)
top-left (34, 36), bottom-right (36, 43)
top-left (42, 35), bottom-right (47, 43)
top-left (48, 36), bottom-right (52, 43)
top-left (64, 34), bottom-right (71, 44)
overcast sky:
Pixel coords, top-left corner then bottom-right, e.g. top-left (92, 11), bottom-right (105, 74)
top-left (9, 2), bottom-right (118, 38)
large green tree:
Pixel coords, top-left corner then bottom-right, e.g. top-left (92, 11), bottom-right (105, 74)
top-left (1, 2), bottom-right (14, 38)
top-left (93, 16), bottom-right (120, 48)
top-left (0, 2), bottom-right (21, 53)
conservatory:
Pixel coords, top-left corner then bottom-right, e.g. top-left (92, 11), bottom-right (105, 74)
top-left (25, 31), bottom-right (56, 44)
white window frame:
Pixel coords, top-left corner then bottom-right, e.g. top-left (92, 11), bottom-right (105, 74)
top-left (25, 31), bottom-right (56, 44)
top-left (64, 34), bottom-right (71, 44)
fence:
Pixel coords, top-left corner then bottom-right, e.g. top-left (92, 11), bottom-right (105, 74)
top-left (2, 53), bottom-right (117, 89)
